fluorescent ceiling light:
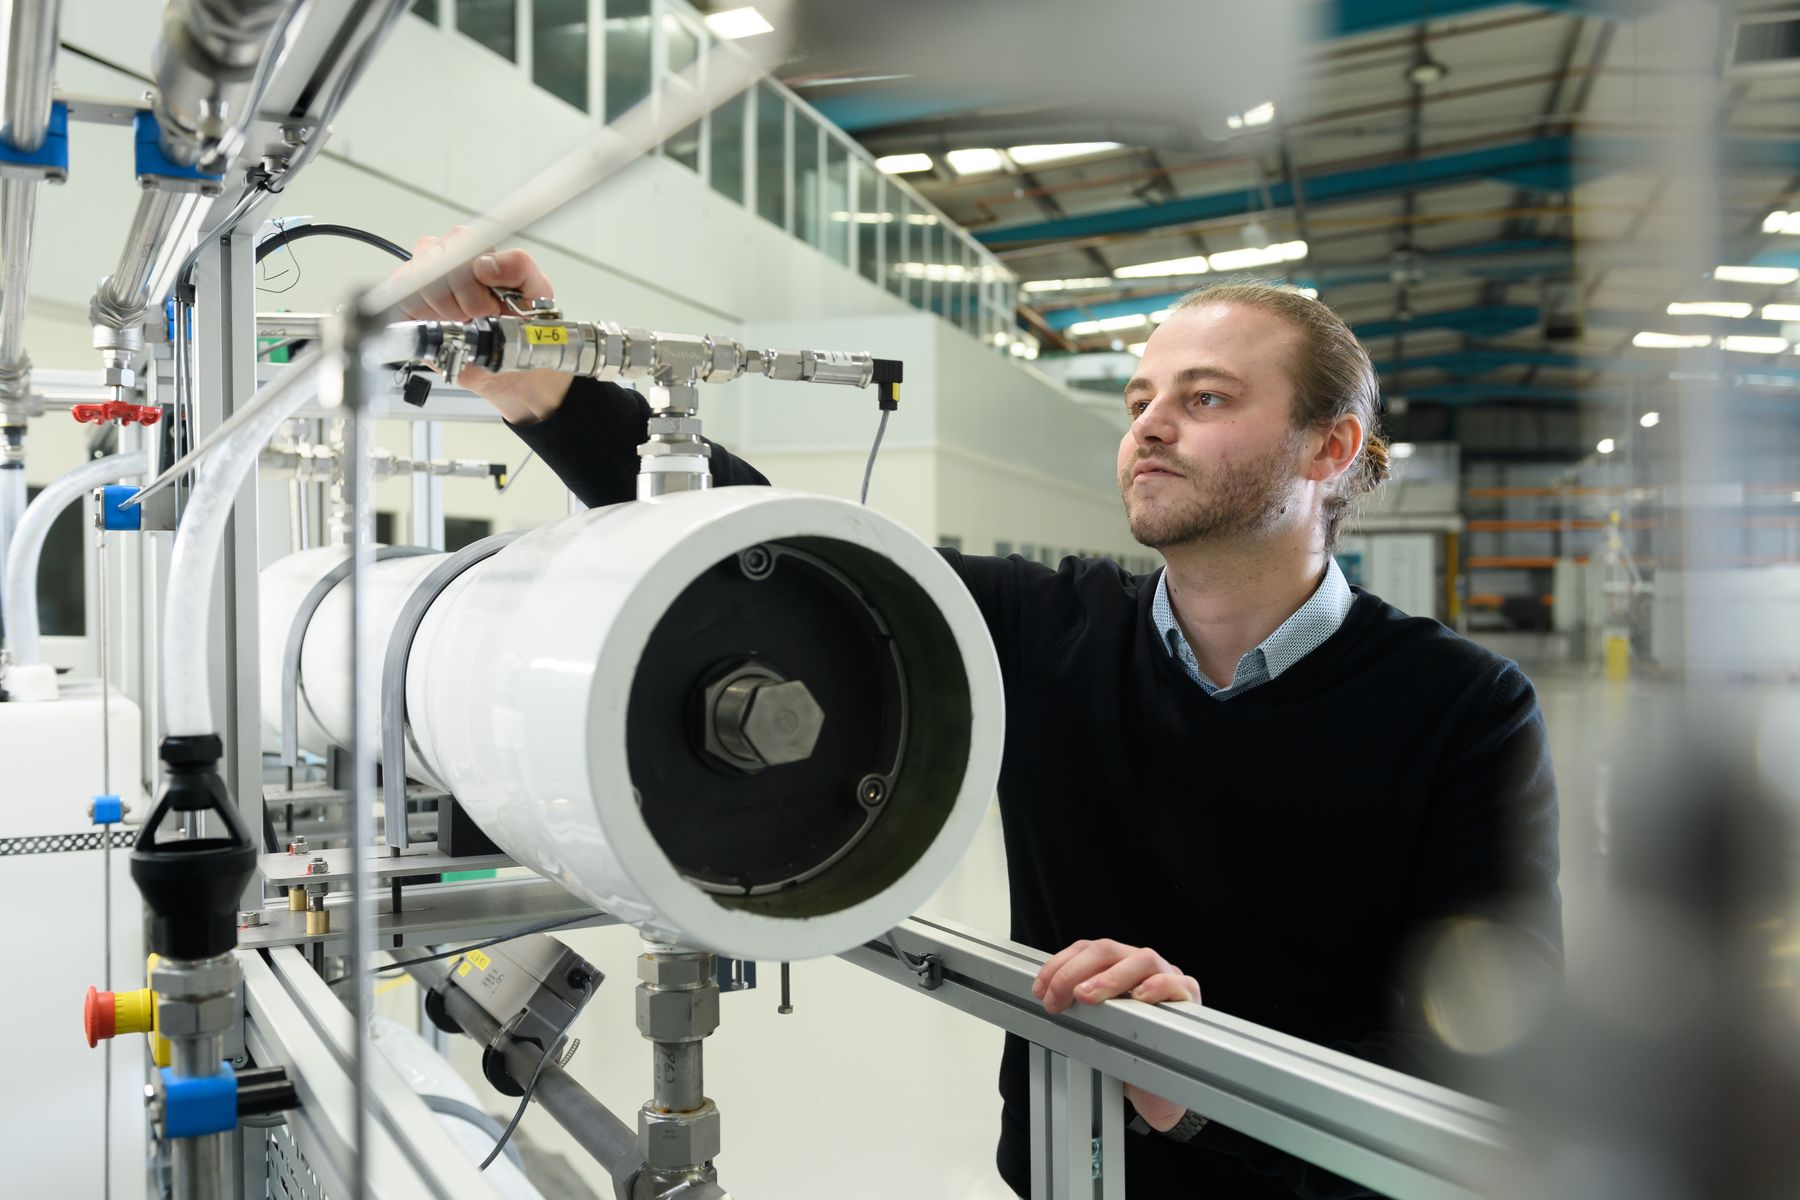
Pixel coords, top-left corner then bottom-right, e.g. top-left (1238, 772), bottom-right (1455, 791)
top-left (1150, 308), bottom-right (1172, 322)
top-left (830, 211), bottom-right (895, 224)
top-left (703, 6), bottom-right (773, 39)
top-left (1632, 331), bottom-right (1713, 348)
top-left (1114, 254), bottom-right (1210, 279)
top-left (1764, 210), bottom-right (1800, 235)
top-left (1127, 341), bottom-right (1148, 356)
top-left (907, 212), bottom-right (940, 225)
top-left (945, 147), bottom-right (1005, 175)
top-left (1225, 101), bottom-right (1276, 131)
top-left (1207, 240), bottom-right (1308, 271)
top-left (875, 153), bottom-right (932, 175)
top-left (1020, 277), bottom-right (1113, 293)
top-left (1067, 314), bottom-right (1150, 336)
top-left (1762, 303), bottom-right (1800, 321)
top-left (1665, 301), bottom-right (1753, 318)
top-left (1640, 411), bottom-right (1660, 428)
top-left (1389, 441), bottom-right (1416, 459)
top-left (1006, 142), bottom-right (1122, 166)
top-left (1713, 264), bottom-right (1800, 285)
top-left (1721, 334), bottom-right (1790, 353)
top-left (1596, 438), bottom-right (1615, 455)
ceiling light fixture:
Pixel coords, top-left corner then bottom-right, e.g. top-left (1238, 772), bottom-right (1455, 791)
top-left (1640, 411), bottom-right (1661, 428)
top-left (1764, 210), bottom-right (1800, 235)
top-left (1113, 254), bottom-right (1210, 279)
top-left (703, 6), bottom-right (773, 39)
top-left (1665, 301), bottom-right (1753, 318)
top-left (945, 147), bottom-right (1005, 175)
top-left (1006, 142), bottom-right (1122, 166)
top-left (1721, 334), bottom-right (1790, 353)
top-left (1225, 101), bottom-right (1277, 131)
top-left (1633, 331), bottom-right (1714, 349)
top-left (874, 153), bottom-right (932, 175)
top-left (1020, 277), bottom-right (1114, 293)
top-left (1596, 438), bottom-right (1616, 455)
top-left (1389, 442), bottom-right (1416, 459)
top-left (1206, 240), bottom-right (1309, 271)
top-left (1713, 264), bottom-right (1800, 285)
top-left (1405, 44), bottom-right (1449, 86)
top-left (1066, 314), bottom-right (1151, 336)
top-left (1762, 303), bottom-right (1800, 321)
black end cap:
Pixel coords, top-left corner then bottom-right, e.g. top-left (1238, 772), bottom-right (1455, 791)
top-left (130, 735), bottom-right (258, 960)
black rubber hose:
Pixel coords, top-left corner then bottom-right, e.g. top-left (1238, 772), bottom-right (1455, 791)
top-left (254, 223), bottom-right (411, 265)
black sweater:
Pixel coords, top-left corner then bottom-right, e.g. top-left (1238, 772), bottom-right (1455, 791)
top-left (513, 379), bottom-right (1564, 1199)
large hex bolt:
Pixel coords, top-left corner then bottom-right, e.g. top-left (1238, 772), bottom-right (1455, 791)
top-left (702, 664), bottom-right (825, 773)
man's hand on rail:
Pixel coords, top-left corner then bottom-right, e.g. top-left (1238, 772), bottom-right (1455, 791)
top-left (1032, 937), bottom-right (1201, 1133)
top-left (391, 227), bottom-right (572, 425)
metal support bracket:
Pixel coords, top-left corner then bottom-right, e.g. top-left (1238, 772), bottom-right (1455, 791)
top-left (379, 530), bottom-right (525, 849)
top-left (1029, 1046), bottom-right (1124, 1200)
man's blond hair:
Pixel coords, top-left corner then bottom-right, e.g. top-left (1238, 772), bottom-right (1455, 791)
top-left (1170, 281), bottom-right (1389, 552)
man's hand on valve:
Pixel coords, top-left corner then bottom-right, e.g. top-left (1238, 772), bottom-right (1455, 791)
top-left (1031, 938), bottom-right (1202, 1133)
top-left (388, 226), bottom-right (572, 425)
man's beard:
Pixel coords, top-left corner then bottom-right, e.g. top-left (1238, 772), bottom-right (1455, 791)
top-left (1118, 433), bottom-right (1302, 550)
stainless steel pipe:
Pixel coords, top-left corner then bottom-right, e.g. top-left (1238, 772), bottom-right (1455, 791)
top-left (151, 0), bottom-right (294, 168)
top-left (433, 979), bottom-right (646, 1195)
top-left (95, 187), bottom-right (188, 324)
top-left (0, 0), bottom-right (60, 152)
top-left (0, 177), bottom-right (37, 381)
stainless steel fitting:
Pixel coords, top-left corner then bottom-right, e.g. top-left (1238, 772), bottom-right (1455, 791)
top-left (638, 1100), bottom-right (721, 1172)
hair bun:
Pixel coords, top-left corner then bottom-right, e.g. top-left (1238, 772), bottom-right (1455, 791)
top-left (1362, 435), bottom-right (1392, 491)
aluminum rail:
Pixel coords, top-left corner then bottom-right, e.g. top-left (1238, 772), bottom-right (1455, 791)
top-left (844, 915), bottom-right (1518, 1200)
top-left (1, 0), bottom-right (59, 151)
top-left (407, 961), bottom-right (646, 1200)
top-left (0, 177), bottom-right (39, 413)
top-left (239, 945), bottom-right (503, 1198)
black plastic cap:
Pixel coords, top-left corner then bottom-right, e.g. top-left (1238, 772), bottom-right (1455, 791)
top-left (402, 372), bottom-right (433, 408)
top-left (130, 736), bottom-right (258, 960)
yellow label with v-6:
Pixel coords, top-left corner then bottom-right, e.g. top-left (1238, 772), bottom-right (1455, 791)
top-left (524, 325), bottom-right (569, 346)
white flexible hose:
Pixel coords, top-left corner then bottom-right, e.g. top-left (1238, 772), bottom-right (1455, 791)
top-left (2, 451), bottom-right (146, 666)
top-left (0, 464), bottom-right (25, 634)
top-left (163, 360), bottom-right (320, 736)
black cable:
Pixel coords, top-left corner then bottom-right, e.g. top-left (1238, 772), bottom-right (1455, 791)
top-left (254, 222), bottom-right (411, 265)
top-left (478, 984), bottom-right (592, 1171)
top-left (323, 910), bottom-right (596, 989)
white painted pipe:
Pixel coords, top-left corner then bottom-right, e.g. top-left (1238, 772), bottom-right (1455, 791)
top-left (1, 451), bottom-right (147, 701)
top-left (164, 358), bottom-right (318, 736)
top-left (261, 489), bottom-right (1004, 961)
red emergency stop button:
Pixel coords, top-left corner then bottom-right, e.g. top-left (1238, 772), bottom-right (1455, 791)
top-left (84, 986), bottom-right (116, 1048)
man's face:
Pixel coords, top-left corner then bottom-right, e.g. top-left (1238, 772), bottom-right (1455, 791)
top-left (1116, 303), bottom-right (1309, 550)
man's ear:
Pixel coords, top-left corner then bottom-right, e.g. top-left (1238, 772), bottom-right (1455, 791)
top-left (1306, 414), bottom-right (1364, 484)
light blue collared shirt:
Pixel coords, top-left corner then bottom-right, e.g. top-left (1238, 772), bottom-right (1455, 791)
top-left (1150, 558), bottom-right (1355, 699)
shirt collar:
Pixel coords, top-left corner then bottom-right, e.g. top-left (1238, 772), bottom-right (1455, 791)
top-left (1151, 557), bottom-right (1353, 686)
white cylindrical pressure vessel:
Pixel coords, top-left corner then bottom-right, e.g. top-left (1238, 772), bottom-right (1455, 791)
top-left (260, 489), bottom-right (1003, 961)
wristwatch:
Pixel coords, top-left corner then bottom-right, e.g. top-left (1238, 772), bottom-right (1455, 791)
top-left (1128, 1109), bottom-right (1210, 1143)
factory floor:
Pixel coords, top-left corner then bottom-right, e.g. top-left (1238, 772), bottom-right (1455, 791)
top-left (448, 634), bottom-right (1799, 1200)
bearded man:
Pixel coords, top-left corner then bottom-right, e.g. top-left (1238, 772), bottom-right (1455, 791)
top-left (395, 240), bottom-right (1563, 1198)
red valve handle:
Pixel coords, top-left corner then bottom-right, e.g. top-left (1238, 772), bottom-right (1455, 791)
top-left (71, 402), bottom-right (163, 427)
